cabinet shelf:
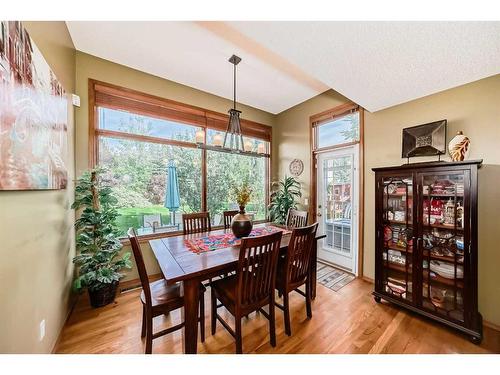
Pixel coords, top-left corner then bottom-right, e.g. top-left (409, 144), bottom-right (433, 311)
top-left (423, 223), bottom-right (464, 231)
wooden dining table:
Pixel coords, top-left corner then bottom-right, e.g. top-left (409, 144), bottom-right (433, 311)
top-left (149, 222), bottom-right (325, 354)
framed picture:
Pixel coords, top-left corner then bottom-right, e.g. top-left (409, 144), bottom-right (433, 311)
top-left (402, 120), bottom-right (447, 158)
top-left (0, 21), bottom-right (68, 190)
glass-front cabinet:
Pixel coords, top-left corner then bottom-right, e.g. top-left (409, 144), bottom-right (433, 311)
top-left (373, 161), bottom-right (482, 343)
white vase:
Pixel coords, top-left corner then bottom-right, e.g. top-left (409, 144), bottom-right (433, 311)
top-left (448, 131), bottom-right (470, 161)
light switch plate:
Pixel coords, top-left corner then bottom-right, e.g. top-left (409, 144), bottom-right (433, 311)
top-left (72, 94), bottom-right (81, 107)
top-left (39, 319), bottom-right (46, 341)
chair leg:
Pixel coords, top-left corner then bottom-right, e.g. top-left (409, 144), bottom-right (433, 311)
top-left (141, 304), bottom-right (146, 338)
top-left (235, 315), bottom-right (243, 354)
top-left (199, 291), bottom-right (205, 343)
top-left (283, 292), bottom-right (291, 336)
top-left (211, 287), bottom-right (217, 335)
top-left (305, 279), bottom-right (312, 319)
top-left (145, 310), bottom-right (153, 354)
top-left (269, 297), bottom-right (277, 347)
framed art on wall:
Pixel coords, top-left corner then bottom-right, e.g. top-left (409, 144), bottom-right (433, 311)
top-left (0, 21), bottom-right (68, 190)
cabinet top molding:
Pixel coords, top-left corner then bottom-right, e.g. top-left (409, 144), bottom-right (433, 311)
top-left (372, 159), bottom-right (483, 172)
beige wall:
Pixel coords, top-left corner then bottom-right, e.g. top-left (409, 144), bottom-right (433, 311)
top-left (0, 22), bottom-right (76, 353)
top-left (74, 52), bottom-right (276, 282)
top-left (275, 74), bottom-right (500, 327)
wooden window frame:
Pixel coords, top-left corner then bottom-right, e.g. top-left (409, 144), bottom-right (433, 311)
top-left (88, 79), bottom-right (272, 243)
top-left (309, 102), bottom-right (365, 277)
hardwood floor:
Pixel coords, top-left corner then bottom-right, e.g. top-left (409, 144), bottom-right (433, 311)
top-left (54, 278), bottom-right (500, 354)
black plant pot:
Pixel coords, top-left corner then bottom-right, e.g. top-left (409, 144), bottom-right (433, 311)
top-left (88, 281), bottom-right (119, 308)
top-left (231, 206), bottom-right (253, 238)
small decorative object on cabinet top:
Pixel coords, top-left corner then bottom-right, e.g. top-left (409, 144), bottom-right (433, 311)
top-left (448, 131), bottom-right (470, 161)
top-left (289, 158), bottom-right (304, 176)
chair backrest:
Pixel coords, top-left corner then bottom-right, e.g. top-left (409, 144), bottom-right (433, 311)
top-left (223, 210), bottom-right (239, 229)
top-left (182, 212), bottom-right (211, 235)
top-left (285, 223), bottom-right (319, 288)
top-left (236, 231), bottom-right (283, 309)
top-left (127, 228), bottom-right (152, 307)
top-left (286, 209), bottom-right (309, 228)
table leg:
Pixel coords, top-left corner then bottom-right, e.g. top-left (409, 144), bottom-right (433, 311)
top-left (183, 278), bottom-right (199, 354)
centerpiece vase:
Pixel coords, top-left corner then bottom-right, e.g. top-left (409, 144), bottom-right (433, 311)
top-left (231, 205), bottom-right (253, 238)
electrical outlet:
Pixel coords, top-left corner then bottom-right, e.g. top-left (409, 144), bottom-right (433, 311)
top-left (39, 319), bottom-right (46, 341)
top-left (304, 198), bottom-right (309, 206)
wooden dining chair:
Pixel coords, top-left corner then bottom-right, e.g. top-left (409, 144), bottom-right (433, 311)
top-left (286, 208), bottom-right (309, 228)
top-left (275, 223), bottom-right (318, 336)
top-left (182, 212), bottom-right (211, 234)
top-left (210, 231), bottom-right (283, 353)
top-left (127, 228), bottom-right (205, 354)
top-left (223, 210), bottom-right (239, 229)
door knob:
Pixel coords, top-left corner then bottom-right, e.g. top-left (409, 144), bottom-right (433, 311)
top-left (317, 212), bottom-right (322, 217)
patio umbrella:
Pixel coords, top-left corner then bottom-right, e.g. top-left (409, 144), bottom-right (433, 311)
top-left (164, 160), bottom-right (180, 225)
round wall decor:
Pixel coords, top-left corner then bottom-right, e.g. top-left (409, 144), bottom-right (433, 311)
top-left (289, 159), bottom-right (304, 177)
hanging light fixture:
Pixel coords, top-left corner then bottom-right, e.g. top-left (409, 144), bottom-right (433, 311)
top-left (223, 54), bottom-right (244, 152)
top-left (196, 54), bottom-right (269, 158)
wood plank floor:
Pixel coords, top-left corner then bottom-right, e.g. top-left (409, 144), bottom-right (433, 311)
top-left (54, 278), bottom-right (500, 354)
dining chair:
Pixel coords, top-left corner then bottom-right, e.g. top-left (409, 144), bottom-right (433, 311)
top-left (182, 212), bottom-right (211, 234)
top-left (127, 228), bottom-right (205, 354)
top-left (286, 208), bottom-right (309, 228)
top-left (275, 223), bottom-right (318, 336)
top-left (223, 210), bottom-right (239, 229)
top-left (210, 231), bottom-right (283, 353)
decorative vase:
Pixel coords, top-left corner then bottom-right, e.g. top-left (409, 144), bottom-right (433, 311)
top-left (231, 205), bottom-right (253, 238)
top-left (88, 281), bottom-right (119, 308)
top-left (448, 131), bottom-right (470, 161)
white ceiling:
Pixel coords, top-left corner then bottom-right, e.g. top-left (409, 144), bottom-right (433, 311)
top-left (67, 21), bottom-right (500, 114)
top-left (66, 21), bottom-right (326, 114)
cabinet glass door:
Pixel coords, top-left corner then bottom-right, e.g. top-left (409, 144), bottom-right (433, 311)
top-left (418, 171), bottom-right (467, 323)
top-left (380, 175), bottom-right (414, 303)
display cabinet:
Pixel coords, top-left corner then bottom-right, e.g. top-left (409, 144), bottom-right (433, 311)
top-left (372, 160), bottom-right (482, 343)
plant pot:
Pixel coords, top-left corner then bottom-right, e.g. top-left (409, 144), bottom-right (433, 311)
top-left (88, 281), bottom-right (119, 308)
top-left (231, 206), bottom-right (253, 238)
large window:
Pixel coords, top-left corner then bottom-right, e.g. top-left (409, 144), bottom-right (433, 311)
top-left (91, 81), bottom-right (271, 237)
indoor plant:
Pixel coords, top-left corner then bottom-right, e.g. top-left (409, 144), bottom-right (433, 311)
top-left (268, 176), bottom-right (302, 224)
top-left (72, 168), bottom-right (132, 307)
top-left (230, 180), bottom-right (253, 238)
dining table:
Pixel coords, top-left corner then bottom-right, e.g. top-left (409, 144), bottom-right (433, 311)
top-left (149, 222), bottom-right (325, 354)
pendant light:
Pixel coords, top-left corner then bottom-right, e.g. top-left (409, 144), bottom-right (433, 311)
top-left (195, 54), bottom-right (269, 158)
top-left (223, 54), bottom-right (244, 152)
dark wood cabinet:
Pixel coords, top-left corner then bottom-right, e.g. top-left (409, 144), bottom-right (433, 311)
top-left (372, 160), bottom-right (482, 343)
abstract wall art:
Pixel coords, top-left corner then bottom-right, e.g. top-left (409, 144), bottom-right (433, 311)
top-left (0, 21), bottom-right (68, 190)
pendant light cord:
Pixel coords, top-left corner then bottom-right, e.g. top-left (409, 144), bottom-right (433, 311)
top-left (233, 62), bottom-right (236, 110)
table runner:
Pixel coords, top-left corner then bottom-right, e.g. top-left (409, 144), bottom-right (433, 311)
top-left (185, 226), bottom-right (291, 254)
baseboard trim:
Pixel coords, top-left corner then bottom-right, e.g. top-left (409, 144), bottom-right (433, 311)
top-left (484, 319), bottom-right (500, 332)
top-left (362, 276), bottom-right (374, 283)
top-left (51, 292), bottom-right (78, 354)
top-left (119, 273), bottom-right (163, 293)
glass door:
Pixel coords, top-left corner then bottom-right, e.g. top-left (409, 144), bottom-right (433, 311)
top-left (379, 174), bottom-right (415, 303)
top-left (316, 145), bottom-right (359, 274)
top-left (417, 171), bottom-right (468, 323)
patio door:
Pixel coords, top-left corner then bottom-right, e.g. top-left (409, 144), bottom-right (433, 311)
top-left (316, 145), bottom-right (359, 274)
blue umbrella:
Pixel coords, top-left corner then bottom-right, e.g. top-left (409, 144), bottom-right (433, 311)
top-left (164, 160), bottom-right (180, 225)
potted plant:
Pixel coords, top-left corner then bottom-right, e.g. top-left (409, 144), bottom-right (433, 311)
top-left (72, 168), bottom-right (132, 307)
top-left (268, 176), bottom-right (302, 224)
top-left (230, 180), bottom-right (253, 238)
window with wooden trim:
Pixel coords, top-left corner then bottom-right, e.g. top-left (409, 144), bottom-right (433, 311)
top-left (89, 80), bottom-right (271, 238)
top-left (312, 104), bottom-right (360, 151)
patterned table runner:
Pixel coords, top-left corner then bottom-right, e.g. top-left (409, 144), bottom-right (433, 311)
top-left (185, 226), bottom-right (291, 254)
